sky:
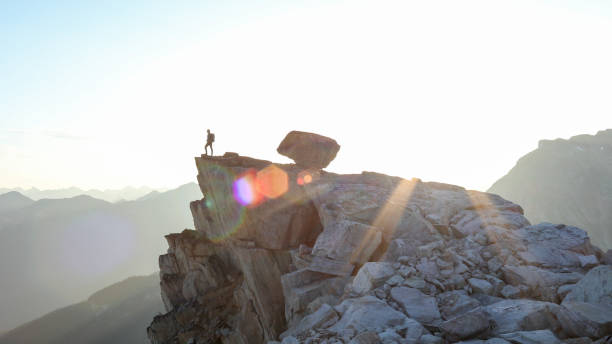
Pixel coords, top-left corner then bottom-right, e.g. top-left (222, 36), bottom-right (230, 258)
top-left (1, 0), bottom-right (611, 191)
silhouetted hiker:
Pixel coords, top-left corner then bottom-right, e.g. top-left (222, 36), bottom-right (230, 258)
top-left (205, 129), bottom-right (215, 156)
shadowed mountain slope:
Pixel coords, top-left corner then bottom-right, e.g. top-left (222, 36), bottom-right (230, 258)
top-left (0, 274), bottom-right (163, 344)
top-left (489, 129), bottom-right (612, 250)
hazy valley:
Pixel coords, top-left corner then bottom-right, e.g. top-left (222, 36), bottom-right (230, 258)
top-left (0, 274), bottom-right (163, 344)
top-left (0, 183), bottom-right (200, 332)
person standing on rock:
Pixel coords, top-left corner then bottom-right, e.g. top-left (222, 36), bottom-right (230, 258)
top-left (205, 129), bottom-right (215, 156)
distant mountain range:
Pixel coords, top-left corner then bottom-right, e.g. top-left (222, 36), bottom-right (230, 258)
top-left (0, 191), bottom-right (34, 213)
top-left (0, 182), bottom-right (201, 332)
top-left (0, 274), bottom-right (163, 344)
top-left (0, 186), bottom-right (167, 203)
top-left (489, 129), bottom-right (612, 251)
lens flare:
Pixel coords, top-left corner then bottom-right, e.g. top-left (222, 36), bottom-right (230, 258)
top-left (297, 170), bottom-right (314, 185)
top-left (233, 175), bottom-right (255, 206)
top-left (232, 170), bottom-right (264, 207)
top-left (304, 174), bottom-right (312, 183)
top-left (256, 165), bottom-right (288, 199)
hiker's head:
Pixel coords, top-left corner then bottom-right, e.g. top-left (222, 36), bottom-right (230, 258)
top-left (207, 129), bottom-right (210, 134)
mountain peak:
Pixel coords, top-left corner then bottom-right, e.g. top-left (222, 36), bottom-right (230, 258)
top-left (490, 129), bottom-right (612, 250)
top-left (148, 131), bottom-right (611, 343)
top-left (0, 191), bottom-right (34, 212)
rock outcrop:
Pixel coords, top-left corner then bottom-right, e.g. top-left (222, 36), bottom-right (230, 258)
top-left (148, 132), bottom-right (611, 344)
top-left (277, 131), bottom-right (340, 169)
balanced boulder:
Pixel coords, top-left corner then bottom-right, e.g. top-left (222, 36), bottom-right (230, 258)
top-left (277, 131), bottom-right (340, 169)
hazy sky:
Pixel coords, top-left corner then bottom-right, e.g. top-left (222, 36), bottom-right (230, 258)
top-left (1, 0), bottom-right (611, 191)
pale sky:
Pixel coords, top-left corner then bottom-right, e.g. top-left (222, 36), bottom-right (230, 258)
top-left (1, 0), bottom-right (611, 191)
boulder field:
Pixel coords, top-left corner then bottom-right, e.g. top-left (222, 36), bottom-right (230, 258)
top-left (148, 132), bottom-right (612, 344)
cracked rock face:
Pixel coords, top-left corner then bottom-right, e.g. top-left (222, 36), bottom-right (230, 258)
top-left (147, 134), bottom-right (610, 344)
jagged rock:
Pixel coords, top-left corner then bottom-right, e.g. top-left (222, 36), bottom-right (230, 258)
top-left (385, 274), bottom-right (404, 287)
top-left (277, 131), bottom-right (340, 169)
top-left (440, 307), bottom-right (491, 341)
top-left (472, 293), bottom-right (504, 307)
top-left (390, 287), bottom-right (442, 325)
top-left (484, 299), bottom-right (600, 338)
top-left (457, 339), bottom-right (511, 344)
top-left (560, 302), bottom-right (612, 338)
top-left (561, 265), bottom-right (612, 338)
top-left (450, 209), bottom-right (529, 238)
top-left (486, 299), bottom-right (561, 335)
top-left (437, 290), bottom-right (481, 320)
top-left (159, 254), bottom-right (180, 275)
top-left (148, 311), bottom-right (179, 344)
top-left (563, 265), bottom-right (612, 305)
top-left (402, 277), bottom-right (427, 291)
top-left (579, 255), bottom-right (599, 268)
top-left (419, 334), bottom-right (444, 344)
top-left (352, 262), bottom-right (395, 294)
top-left (500, 285), bottom-right (521, 299)
top-left (436, 257), bottom-right (454, 270)
top-left (402, 318), bottom-right (429, 344)
top-left (307, 295), bottom-right (340, 314)
top-left (280, 304), bottom-right (338, 339)
top-left (281, 269), bottom-right (347, 325)
top-left (515, 223), bottom-right (598, 268)
top-left (498, 329), bottom-right (562, 343)
top-left (311, 220), bottom-right (381, 266)
top-left (159, 273), bottom-right (186, 311)
top-left (417, 240), bottom-right (445, 257)
top-left (488, 257), bottom-right (504, 273)
top-left (462, 248), bottom-right (486, 268)
top-left (348, 331), bottom-right (379, 344)
top-left (502, 265), bottom-right (583, 302)
top-left (563, 338), bottom-right (594, 344)
top-left (378, 329), bottom-right (403, 343)
top-left (417, 258), bottom-right (441, 279)
top-left (150, 230), bottom-right (293, 343)
top-left (483, 275), bottom-right (504, 296)
top-left (385, 239), bottom-right (419, 264)
top-left (445, 274), bottom-right (467, 290)
top-left (192, 155), bottom-right (323, 250)
top-left (307, 256), bottom-right (354, 276)
top-left (557, 284), bottom-right (576, 300)
top-left (307, 175), bottom-right (439, 266)
top-left (329, 296), bottom-right (408, 333)
top-left (281, 336), bottom-right (298, 344)
top-left (603, 250), bottom-right (612, 265)
top-left (181, 269), bottom-right (211, 301)
top-left (149, 145), bottom-right (606, 344)
top-left (469, 278), bottom-right (494, 295)
top-left (398, 255), bottom-right (413, 265)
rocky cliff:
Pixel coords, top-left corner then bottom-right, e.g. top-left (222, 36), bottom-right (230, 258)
top-left (148, 132), bottom-right (612, 344)
top-left (489, 129), bottom-right (612, 250)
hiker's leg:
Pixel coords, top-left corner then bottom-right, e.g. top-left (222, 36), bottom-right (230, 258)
top-left (211, 145), bottom-right (213, 156)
